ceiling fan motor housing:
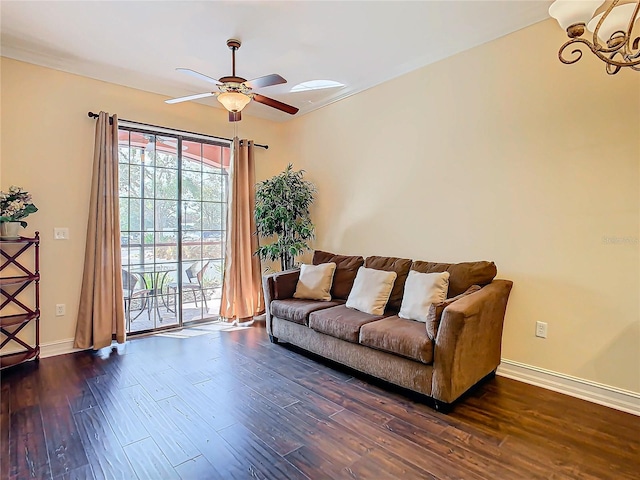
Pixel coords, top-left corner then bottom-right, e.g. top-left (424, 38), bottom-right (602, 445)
top-left (218, 76), bottom-right (248, 85)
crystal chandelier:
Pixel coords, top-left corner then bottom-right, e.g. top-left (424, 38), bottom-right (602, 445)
top-left (549, 0), bottom-right (640, 74)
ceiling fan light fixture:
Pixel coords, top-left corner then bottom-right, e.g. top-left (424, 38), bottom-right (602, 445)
top-left (217, 91), bottom-right (251, 112)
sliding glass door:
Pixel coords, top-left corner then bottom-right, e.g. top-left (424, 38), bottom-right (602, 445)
top-left (118, 127), bottom-right (230, 334)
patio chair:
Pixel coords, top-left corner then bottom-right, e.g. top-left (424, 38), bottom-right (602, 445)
top-left (122, 269), bottom-right (151, 322)
top-left (167, 260), bottom-right (211, 311)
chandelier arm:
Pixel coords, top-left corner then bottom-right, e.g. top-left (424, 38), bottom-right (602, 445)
top-left (558, 37), bottom-right (640, 68)
top-left (593, 48), bottom-right (640, 67)
top-left (592, 0), bottom-right (621, 48)
top-left (592, 37), bottom-right (629, 54)
top-left (558, 38), bottom-right (591, 64)
top-left (627, 3), bottom-right (640, 38)
top-left (592, 32), bottom-right (640, 60)
top-left (606, 54), bottom-right (622, 75)
top-left (602, 2), bottom-right (640, 60)
top-left (627, 36), bottom-right (640, 61)
top-left (628, 40), bottom-right (640, 60)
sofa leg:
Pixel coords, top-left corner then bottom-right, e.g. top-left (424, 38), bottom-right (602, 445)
top-left (433, 399), bottom-right (452, 414)
top-left (268, 334), bottom-right (279, 344)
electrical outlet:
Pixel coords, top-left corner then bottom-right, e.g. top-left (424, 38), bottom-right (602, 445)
top-left (535, 321), bottom-right (548, 338)
top-left (55, 304), bottom-right (66, 316)
top-left (54, 227), bottom-right (69, 240)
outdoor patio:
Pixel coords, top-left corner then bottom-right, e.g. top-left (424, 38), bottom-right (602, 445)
top-left (126, 295), bottom-right (222, 333)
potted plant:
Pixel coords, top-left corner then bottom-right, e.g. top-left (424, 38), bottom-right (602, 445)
top-left (0, 186), bottom-right (38, 239)
top-left (255, 164), bottom-right (316, 271)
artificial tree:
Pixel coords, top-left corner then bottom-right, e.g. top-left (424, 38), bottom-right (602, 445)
top-left (255, 164), bottom-right (316, 271)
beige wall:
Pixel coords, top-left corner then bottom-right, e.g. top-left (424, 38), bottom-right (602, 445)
top-left (0, 57), bottom-right (287, 349)
top-left (283, 19), bottom-right (640, 393)
top-left (2, 18), bottom-right (639, 394)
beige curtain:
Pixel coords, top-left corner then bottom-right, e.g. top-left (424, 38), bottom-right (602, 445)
top-left (220, 138), bottom-right (265, 320)
top-left (74, 112), bottom-right (125, 349)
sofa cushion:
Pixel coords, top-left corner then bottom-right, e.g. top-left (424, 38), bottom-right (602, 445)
top-left (426, 285), bottom-right (482, 340)
top-left (411, 260), bottom-right (497, 298)
top-left (271, 298), bottom-right (344, 326)
top-left (364, 256), bottom-right (412, 311)
top-left (359, 316), bottom-right (434, 365)
top-left (309, 305), bottom-right (391, 343)
top-left (399, 271), bottom-right (450, 323)
top-left (346, 267), bottom-right (397, 315)
top-left (313, 250), bottom-right (364, 300)
top-left (273, 269), bottom-right (301, 299)
top-left (293, 263), bottom-right (337, 301)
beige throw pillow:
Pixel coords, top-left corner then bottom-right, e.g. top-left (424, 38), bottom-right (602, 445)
top-left (293, 263), bottom-right (337, 301)
top-left (346, 267), bottom-right (397, 315)
top-left (426, 285), bottom-right (482, 339)
top-left (398, 270), bottom-right (450, 323)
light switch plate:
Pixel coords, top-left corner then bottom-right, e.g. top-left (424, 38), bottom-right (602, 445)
top-left (54, 227), bottom-right (69, 240)
top-left (535, 321), bottom-right (548, 338)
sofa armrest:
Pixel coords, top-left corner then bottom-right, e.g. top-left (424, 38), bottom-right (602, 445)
top-left (262, 269), bottom-right (300, 335)
top-left (431, 279), bottom-right (513, 403)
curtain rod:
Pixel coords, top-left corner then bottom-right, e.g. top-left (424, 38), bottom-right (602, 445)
top-left (87, 112), bottom-right (268, 149)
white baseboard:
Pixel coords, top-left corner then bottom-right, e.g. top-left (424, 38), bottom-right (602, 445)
top-left (497, 359), bottom-right (640, 416)
top-left (40, 338), bottom-right (85, 358)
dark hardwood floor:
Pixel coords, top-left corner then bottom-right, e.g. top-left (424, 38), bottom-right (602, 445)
top-left (1, 321), bottom-right (639, 479)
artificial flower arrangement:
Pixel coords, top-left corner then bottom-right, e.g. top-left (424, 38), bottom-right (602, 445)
top-left (0, 185), bottom-right (38, 227)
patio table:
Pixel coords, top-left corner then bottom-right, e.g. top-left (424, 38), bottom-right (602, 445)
top-left (127, 264), bottom-right (176, 321)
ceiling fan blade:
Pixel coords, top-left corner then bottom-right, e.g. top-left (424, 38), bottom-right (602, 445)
top-left (165, 92), bottom-right (215, 104)
top-left (253, 94), bottom-right (299, 115)
top-left (244, 74), bottom-right (287, 90)
top-left (176, 68), bottom-right (221, 85)
top-left (229, 111), bottom-right (242, 122)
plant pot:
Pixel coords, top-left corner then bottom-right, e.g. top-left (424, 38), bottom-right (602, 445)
top-left (0, 221), bottom-right (22, 240)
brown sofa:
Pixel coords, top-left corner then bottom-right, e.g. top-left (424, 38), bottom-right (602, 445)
top-left (262, 250), bottom-right (513, 411)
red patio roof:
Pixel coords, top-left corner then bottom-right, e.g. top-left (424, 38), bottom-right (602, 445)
top-left (118, 130), bottom-right (230, 170)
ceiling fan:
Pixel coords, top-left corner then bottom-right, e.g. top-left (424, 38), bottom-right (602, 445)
top-left (165, 39), bottom-right (299, 122)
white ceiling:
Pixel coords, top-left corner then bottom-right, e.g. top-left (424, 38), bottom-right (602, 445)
top-left (0, 1), bottom-right (552, 122)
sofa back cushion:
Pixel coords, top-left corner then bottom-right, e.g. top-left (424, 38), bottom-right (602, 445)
top-left (411, 260), bottom-right (497, 298)
top-left (313, 250), bottom-right (364, 300)
top-left (364, 256), bottom-right (412, 310)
